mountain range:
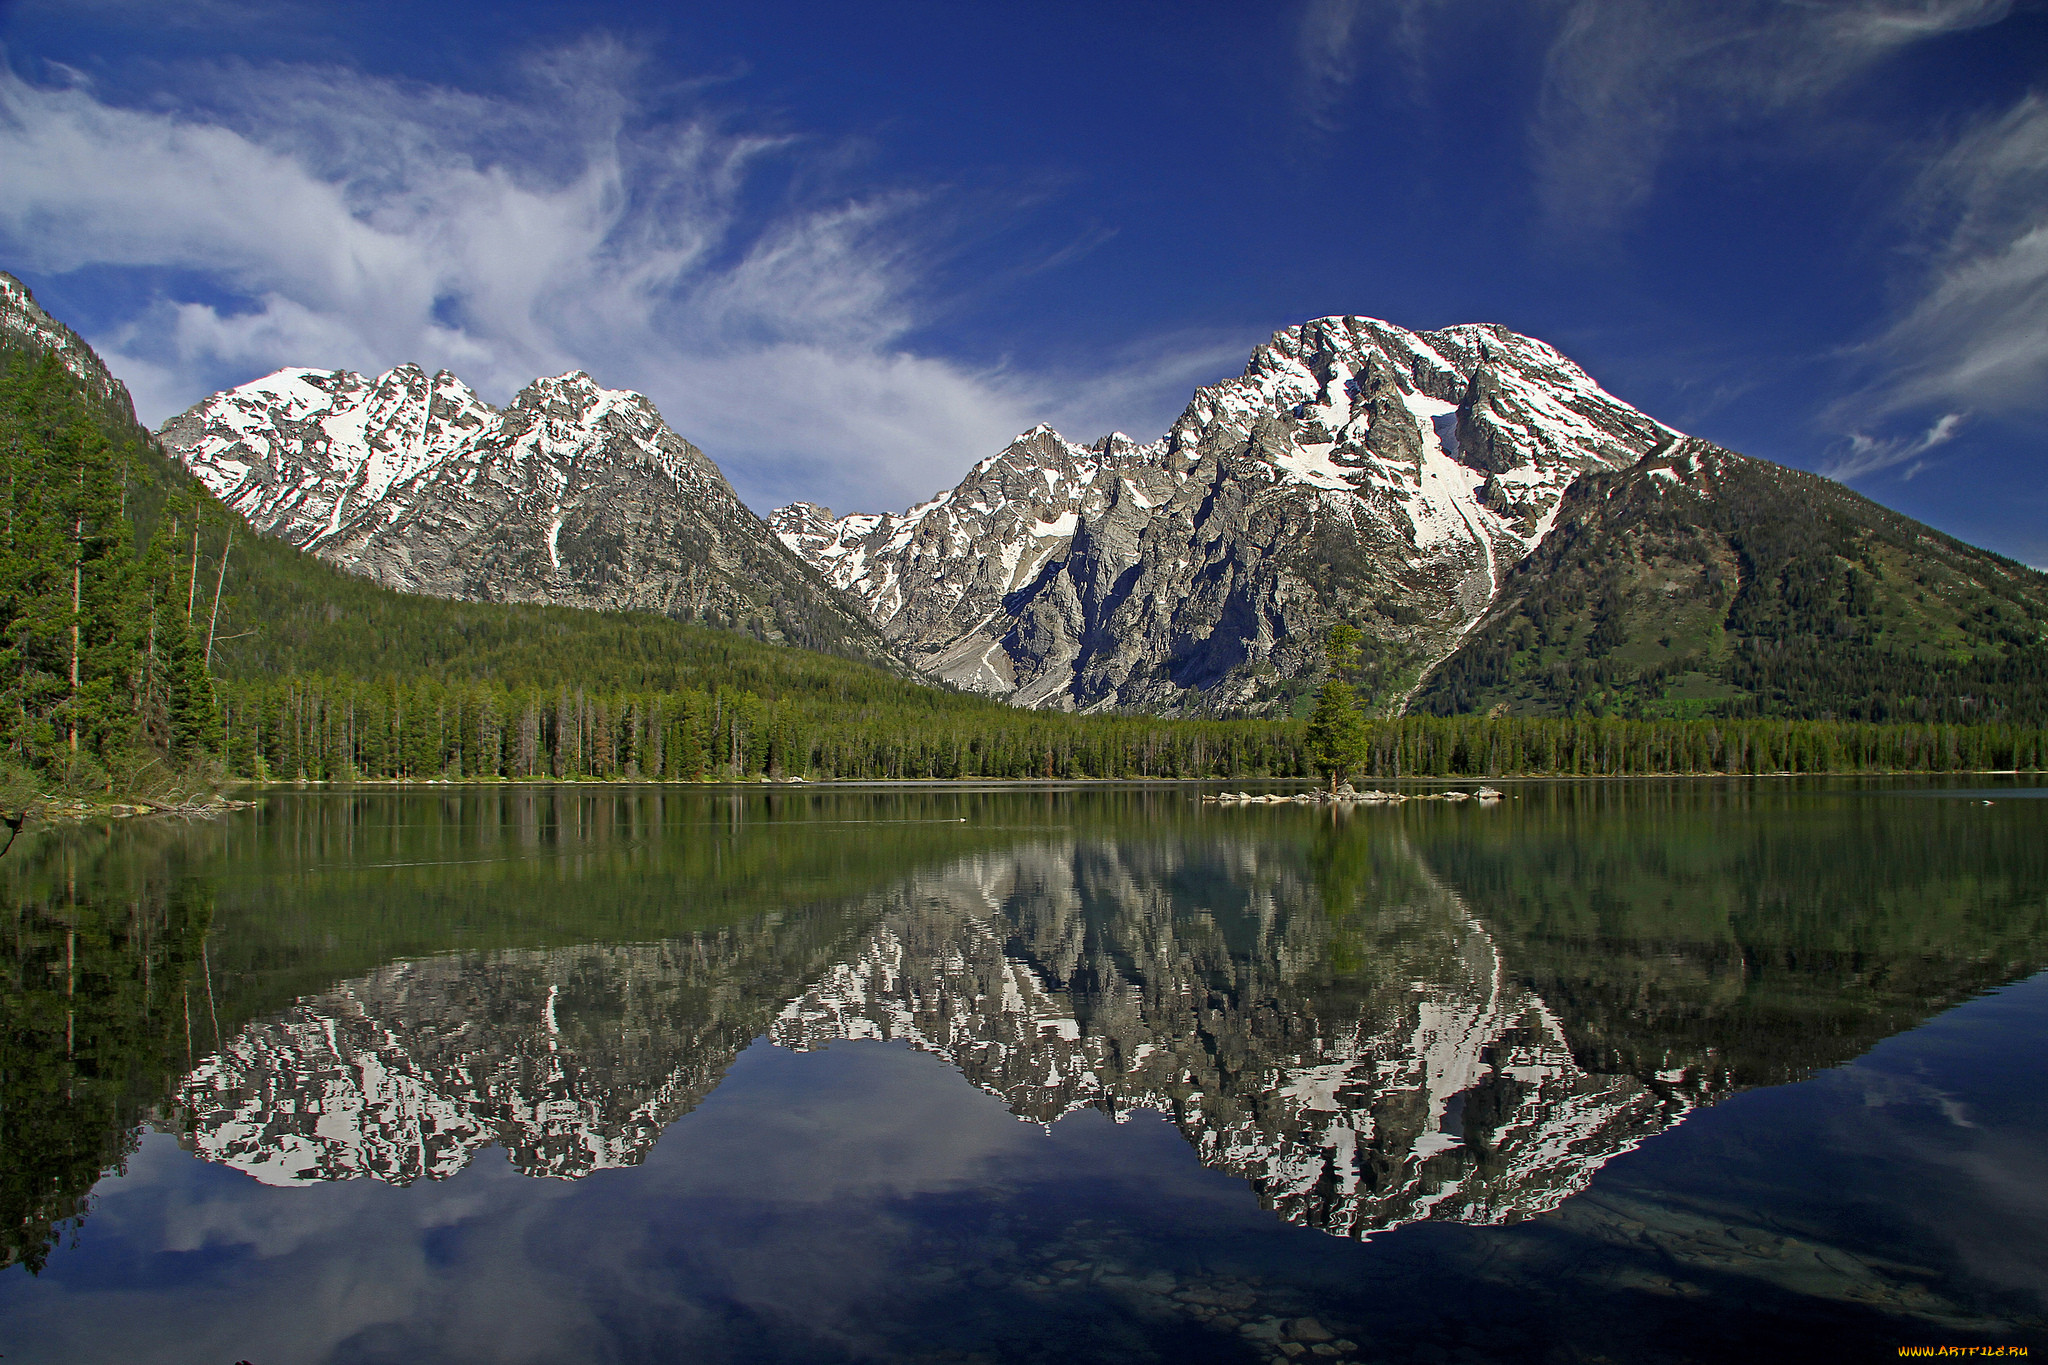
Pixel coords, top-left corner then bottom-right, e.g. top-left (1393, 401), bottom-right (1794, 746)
top-left (154, 358), bottom-right (896, 668)
top-left (10, 268), bottom-right (2042, 722)
top-left (772, 318), bottom-right (1671, 714)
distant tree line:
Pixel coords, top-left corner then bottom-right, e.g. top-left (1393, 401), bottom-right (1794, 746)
top-left (219, 673), bottom-right (2046, 781)
top-left (217, 675), bottom-right (1304, 781)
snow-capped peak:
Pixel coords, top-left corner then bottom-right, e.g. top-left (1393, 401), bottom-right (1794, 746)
top-left (155, 357), bottom-right (895, 661)
top-left (772, 312), bottom-right (1679, 712)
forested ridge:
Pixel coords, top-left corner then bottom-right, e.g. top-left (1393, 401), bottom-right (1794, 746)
top-left (2, 310), bottom-right (2045, 805)
top-left (1416, 440), bottom-right (2048, 724)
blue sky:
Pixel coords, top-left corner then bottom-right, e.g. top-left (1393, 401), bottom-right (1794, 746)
top-left (1, 0), bottom-right (2043, 565)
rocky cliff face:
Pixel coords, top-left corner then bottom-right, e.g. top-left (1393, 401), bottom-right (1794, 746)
top-left (0, 272), bottom-right (136, 418)
top-left (767, 426), bottom-right (1176, 695)
top-left (157, 364), bottom-right (899, 666)
top-left (775, 316), bottom-right (1675, 714)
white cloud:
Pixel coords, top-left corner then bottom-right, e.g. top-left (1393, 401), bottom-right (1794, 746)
top-left (1822, 409), bottom-right (1967, 480)
top-left (1856, 93), bottom-right (2048, 422)
top-left (1816, 89), bottom-right (2048, 471)
top-left (1532, 0), bottom-right (2012, 232)
top-left (1291, 0), bottom-right (1448, 129)
top-left (0, 47), bottom-right (1233, 517)
top-left (1295, 0), bottom-right (1369, 130)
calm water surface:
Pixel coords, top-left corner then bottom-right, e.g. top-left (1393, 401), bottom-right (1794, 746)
top-left (2, 780), bottom-right (2045, 1364)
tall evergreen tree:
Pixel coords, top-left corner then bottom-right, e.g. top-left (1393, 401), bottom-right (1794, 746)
top-left (1305, 623), bottom-right (1366, 791)
top-left (0, 350), bottom-right (219, 804)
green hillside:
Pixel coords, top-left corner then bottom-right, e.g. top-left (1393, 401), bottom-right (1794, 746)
top-left (1414, 440), bottom-right (2048, 724)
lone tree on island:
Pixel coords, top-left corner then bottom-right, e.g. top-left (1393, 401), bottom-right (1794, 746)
top-left (1305, 623), bottom-right (1366, 791)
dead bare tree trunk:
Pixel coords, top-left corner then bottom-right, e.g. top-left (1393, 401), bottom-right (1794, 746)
top-left (187, 518), bottom-right (200, 622)
top-left (205, 528), bottom-right (232, 669)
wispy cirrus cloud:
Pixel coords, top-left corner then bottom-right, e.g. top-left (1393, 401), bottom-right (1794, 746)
top-left (1533, 0), bottom-right (2012, 233)
top-left (1294, 0), bottom-right (1370, 130)
top-left (1822, 409), bottom-right (1967, 480)
top-left (1859, 93), bottom-right (2048, 418)
top-left (1289, 0), bottom-right (2015, 231)
top-left (1820, 88), bottom-right (2048, 480)
top-left (1510, 0), bottom-right (2047, 485)
top-left (0, 44), bottom-right (1222, 516)
top-left (1290, 0), bottom-right (1447, 129)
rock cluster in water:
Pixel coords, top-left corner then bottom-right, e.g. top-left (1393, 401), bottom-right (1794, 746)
top-left (1203, 785), bottom-right (1504, 805)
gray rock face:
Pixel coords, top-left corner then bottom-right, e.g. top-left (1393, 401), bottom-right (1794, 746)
top-left (0, 272), bottom-right (137, 418)
top-left (158, 364), bottom-right (898, 666)
top-left (766, 425), bottom-right (1177, 693)
top-left (776, 317), bottom-right (1675, 713)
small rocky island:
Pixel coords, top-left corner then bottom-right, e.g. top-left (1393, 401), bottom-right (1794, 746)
top-left (1203, 784), bottom-right (1504, 806)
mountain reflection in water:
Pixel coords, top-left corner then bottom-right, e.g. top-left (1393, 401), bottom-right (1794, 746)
top-left (5, 782), bottom-right (2046, 1363)
top-left (161, 785), bottom-right (2037, 1246)
top-left (180, 839), bottom-right (1685, 1240)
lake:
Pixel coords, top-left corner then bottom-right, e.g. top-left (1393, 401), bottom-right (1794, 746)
top-left (2, 779), bottom-right (2044, 1363)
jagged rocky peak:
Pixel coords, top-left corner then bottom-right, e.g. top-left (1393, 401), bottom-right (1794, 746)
top-left (160, 364), bottom-right (496, 549)
top-left (765, 500), bottom-right (839, 554)
top-left (159, 359), bottom-right (900, 666)
top-left (1090, 430), bottom-right (1146, 458)
top-left (504, 369), bottom-right (673, 450)
top-left (1164, 315), bottom-right (1664, 484)
top-left (769, 418), bottom-right (1179, 694)
top-left (0, 271), bottom-right (137, 419)
top-left (775, 313), bottom-right (1676, 713)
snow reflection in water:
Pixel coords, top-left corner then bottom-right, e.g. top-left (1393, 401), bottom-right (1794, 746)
top-left (10, 782), bottom-right (2046, 1364)
top-left (177, 837), bottom-right (1701, 1241)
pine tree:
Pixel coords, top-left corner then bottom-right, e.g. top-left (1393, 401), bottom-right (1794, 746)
top-left (1305, 623), bottom-right (1366, 791)
top-left (0, 348), bottom-right (215, 803)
